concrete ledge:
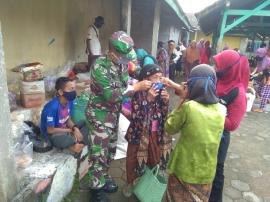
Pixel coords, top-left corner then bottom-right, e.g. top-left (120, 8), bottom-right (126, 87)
top-left (11, 149), bottom-right (77, 202)
top-left (10, 106), bottom-right (78, 202)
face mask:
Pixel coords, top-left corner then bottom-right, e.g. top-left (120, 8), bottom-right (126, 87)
top-left (216, 71), bottom-right (225, 78)
top-left (216, 54), bottom-right (242, 78)
top-left (63, 91), bottom-right (76, 101)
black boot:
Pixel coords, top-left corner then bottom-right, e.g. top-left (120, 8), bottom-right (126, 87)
top-left (102, 176), bottom-right (118, 193)
top-left (90, 189), bottom-right (111, 202)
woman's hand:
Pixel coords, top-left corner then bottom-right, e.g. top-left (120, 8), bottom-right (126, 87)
top-left (133, 80), bottom-right (152, 92)
top-left (161, 77), bottom-right (175, 89)
top-left (161, 90), bottom-right (170, 103)
top-left (147, 86), bottom-right (159, 102)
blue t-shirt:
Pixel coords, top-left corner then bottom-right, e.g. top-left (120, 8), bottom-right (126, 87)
top-left (40, 97), bottom-right (73, 139)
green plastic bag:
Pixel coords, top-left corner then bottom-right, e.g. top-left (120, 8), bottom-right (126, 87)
top-left (133, 165), bottom-right (167, 202)
top-left (72, 91), bottom-right (89, 123)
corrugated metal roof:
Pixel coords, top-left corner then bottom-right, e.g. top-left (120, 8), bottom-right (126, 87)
top-left (164, 0), bottom-right (191, 29)
top-left (195, 0), bottom-right (270, 36)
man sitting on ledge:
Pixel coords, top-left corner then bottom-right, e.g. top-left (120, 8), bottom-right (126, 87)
top-left (40, 77), bottom-right (89, 153)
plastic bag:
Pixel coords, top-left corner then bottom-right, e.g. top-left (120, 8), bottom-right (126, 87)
top-left (44, 76), bottom-right (57, 96)
top-left (13, 134), bottom-right (33, 168)
top-left (57, 61), bottom-right (75, 77)
top-left (9, 91), bottom-right (18, 111)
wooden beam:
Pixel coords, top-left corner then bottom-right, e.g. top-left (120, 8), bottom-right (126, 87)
top-left (222, 0), bottom-right (270, 34)
top-left (236, 22), bottom-right (270, 27)
top-left (226, 9), bottom-right (270, 17)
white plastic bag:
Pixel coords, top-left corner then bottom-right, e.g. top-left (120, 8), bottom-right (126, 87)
top-left (13, 133), bottom-right (33, 168)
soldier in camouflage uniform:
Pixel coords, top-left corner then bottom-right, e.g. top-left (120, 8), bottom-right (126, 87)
top-left (85, 31), bottom-right (136, 201)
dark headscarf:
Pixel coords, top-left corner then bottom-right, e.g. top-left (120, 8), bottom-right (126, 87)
top-left (138, 64), bottom-right (162, 81)
top-left (187, 64), bottom-right (219, 104)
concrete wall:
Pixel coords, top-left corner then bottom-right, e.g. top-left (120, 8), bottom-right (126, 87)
top-left (0, 23), bottom-right (18, 202)
top-left (66, 0), bottom-right (121, 62)
top-left (130, 0), bottom-right (155, 53)
top-left (0, 0), bottom-right (121, 83)
top-left (159, 15), bottom-right (182, 46)
top-left (131, 0), bottom-right (184, 55)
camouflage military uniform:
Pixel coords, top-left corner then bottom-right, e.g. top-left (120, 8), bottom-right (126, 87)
top-left (85, 56), bottom-right (129, 189)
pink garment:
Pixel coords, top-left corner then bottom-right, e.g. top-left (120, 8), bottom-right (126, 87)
top-left (200, 47), bottom-right (211, 65)
top-left (214, 50), bottom-right (250, 131)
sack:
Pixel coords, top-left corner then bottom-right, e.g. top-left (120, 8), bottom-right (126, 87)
top-left (133, 165), bottom-right (167, 202)
top-left (72, 91), bottom-right (90, 123)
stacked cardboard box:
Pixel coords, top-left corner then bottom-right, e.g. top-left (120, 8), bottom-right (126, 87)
top-left (20, 63), bottom-right (45, 108)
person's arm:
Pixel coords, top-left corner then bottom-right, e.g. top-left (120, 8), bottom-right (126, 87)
top-left (161, 77), bottom-right (187, 96)
top-left (91, 63), bottom-right (127, 103)
top-left (173, 50), bottom-right (180, 63)
top-left (86, 27), bottom-right (93, 55)
top-left (165, 104), bottom-right (187, 135)
top-left (47, 127), bottom-right (72, 134)
top-left (225, 90), bottom-right (247, 131)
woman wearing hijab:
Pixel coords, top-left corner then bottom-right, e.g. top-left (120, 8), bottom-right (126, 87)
top-left (209, 50), bottom-right (250, 202)
top-left (123, 64), bottom-right (172, 197)
top-left (136, 48), bottom-right (156, 68)
top-left (200, 40), bottom-right (211, 65)
top-left (157, 41), bottom-right (170, 77)
top-left (183, 40), bottom-right (200, 79)
top-left (162, 65), bottom-right (226, 202)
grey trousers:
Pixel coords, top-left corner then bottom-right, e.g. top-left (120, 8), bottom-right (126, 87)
top-left (49, 120), bottom-right (89, 149)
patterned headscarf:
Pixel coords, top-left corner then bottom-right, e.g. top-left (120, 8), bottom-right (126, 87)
top-left (187, 64), bottom-right (219, 104)
top-left (138, 64), bottom-right (162, 81)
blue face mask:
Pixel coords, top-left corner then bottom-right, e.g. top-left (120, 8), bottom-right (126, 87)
top-left (63, 91), bottom-right (76, 101)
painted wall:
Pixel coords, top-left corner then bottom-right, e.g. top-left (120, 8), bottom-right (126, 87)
top-left (0, 0), bottom-right (121, 83)
top-left (192, 31), bottom-right (242, 50)
top-left (131, 0), bottom-right (183, 55)
top-left (130, 0), bottom-right (155, 53)
top-left (159, 15), bottom-right (182, 46)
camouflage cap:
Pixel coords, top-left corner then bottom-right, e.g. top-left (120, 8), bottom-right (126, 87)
top-left (110, 31), bottom-right (134, 55)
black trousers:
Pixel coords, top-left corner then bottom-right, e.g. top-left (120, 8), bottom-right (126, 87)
top-left (209, 130), bottom-right (230, 202)
top-left (169, 64), bottom-right (176, 81)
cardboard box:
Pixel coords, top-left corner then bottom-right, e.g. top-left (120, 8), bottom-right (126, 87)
top-left (20, 93), bottom-right (45, 108)
top-left (20, 80), bottom-right (45, 95)
top-left (18, 62), bottom-right (43, 81)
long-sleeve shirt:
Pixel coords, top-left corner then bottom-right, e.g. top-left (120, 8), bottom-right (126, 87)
top-left (85, 56), bottom-right (129, 128)
top-left (223, 87), bottom-right (247, 131)
top-left (165, 100), bottom-right (225, 184)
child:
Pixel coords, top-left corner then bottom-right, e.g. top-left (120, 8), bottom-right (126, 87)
top-left (252, 70), bottom-right (270, 112)
top-left (123, 64), bottom-right (172, 197)
top-left (40, 77), bottom-right (89, 153)
top-left (163, 64), bottom-right (225, 202)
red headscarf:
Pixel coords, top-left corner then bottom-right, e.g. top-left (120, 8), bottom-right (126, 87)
top-left (213, 50), bottom-right (250, 97)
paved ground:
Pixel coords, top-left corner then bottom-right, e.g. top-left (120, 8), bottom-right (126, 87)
top-left (66, 85), bottom-right (270, 202)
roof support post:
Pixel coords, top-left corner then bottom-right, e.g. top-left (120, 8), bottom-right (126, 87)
top-left (0, 22), bottom-right (18, 201)
top-left (151, 0), bottom-right (161, 56)
top-left (121, 0), bottom-right (132, 35)
top-left (217, 9), bottom-right (228, 52)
